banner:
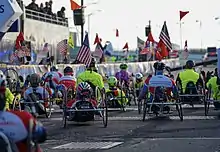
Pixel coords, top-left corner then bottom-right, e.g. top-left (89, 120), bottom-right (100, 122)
top-left (0, 0), bottom-right (23, 33)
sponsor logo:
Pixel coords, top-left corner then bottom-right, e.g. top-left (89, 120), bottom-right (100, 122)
top-left (0, 5), bottom-right (4, 13)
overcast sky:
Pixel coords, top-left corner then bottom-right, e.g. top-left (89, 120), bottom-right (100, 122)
top-left (23, 0), bottom-right (220, 50)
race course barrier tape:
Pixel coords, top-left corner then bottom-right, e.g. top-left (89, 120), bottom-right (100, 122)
top-left (0, 58), bottom-right (180, 78)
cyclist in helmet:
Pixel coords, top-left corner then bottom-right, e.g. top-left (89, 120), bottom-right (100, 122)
top-left (66, 82), bottom-right (97, 118)
top-left (77, 58), bottom-right (104, 94)
top-left (59, 66), bottom-right (76, 89)
top-left (115, 63), bottom-right (131, 87)
top-left (134, 73), bottom-right (144, 97)
top-left (42, 65), bottom-right (62, 88)
top-left (0, 70), bottom-right (14, 111)
top-left (0, 78), bottom-right (47, 152)
top-left (106, 76), bottom-right (128, 107)
top-left (176, 60), bottom-right (204, 93)
top-left (138, 61), bottom-right (178, 113)
top-left (24, 73), bottom-right (50, 116)
top-left (206, 68), bottom-right (220, 109)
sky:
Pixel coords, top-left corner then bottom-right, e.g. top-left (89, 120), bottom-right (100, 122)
top-left (23, 0), bottom-right (220, 50)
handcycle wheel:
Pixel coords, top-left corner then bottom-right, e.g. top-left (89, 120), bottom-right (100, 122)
top-left (96, 87), bottom-right (108, 128)
top-left (142, 97), bottom-right (148, 121)
top-left (57, 85), bottom-right (68, 128)
top-left (42, 82), bottom-right (53, 118)
top-left (205, 87), bottom-right (211, 116)
top-left (138, 99), bottom-right (143, 114)
top-left (176, 102), bottom-right (183, 121)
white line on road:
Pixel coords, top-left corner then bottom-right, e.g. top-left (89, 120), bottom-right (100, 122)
top-left (45, 116), bottom-right (217, 121)
top-left (146, 137), bottom-right (220, 140)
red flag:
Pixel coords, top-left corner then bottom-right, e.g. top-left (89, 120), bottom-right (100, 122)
top-left (123, 42), bottom-right (128, 50)
top-left (157, 40), bottom-right (168, 57)
top-left (15, 32), bottom-right (24, 50)
top-left (180, 11), bottom-right (189, 21)
top-left (116, 29), bottom-right (119, 37)
top-left (155, 51), bottom-right (162, 61)
top-left (140, 48), bottom-right (150, 55)
top-left (147, 32), bottom-right (155, 43)
top-left (94, 33), bottom-right (100, 45)
top-left (70, 0), bottom-right (81, 10)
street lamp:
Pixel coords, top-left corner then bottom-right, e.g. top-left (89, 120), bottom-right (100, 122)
top-left (196, 20), bottom-right (203, 50)
top-left (87, 9), bottom-right (102, 40)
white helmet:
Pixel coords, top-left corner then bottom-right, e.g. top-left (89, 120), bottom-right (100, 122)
top-left (135, 73), bottom-right (143, 80)
top-left (0, 70), bottom-right (6, 80)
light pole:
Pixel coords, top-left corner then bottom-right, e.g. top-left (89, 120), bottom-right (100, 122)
top-left (196, 20), bottom-right (203, 50)
top-left (87, 9), bottom-right (102, 42)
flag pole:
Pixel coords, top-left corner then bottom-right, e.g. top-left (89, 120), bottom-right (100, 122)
top-left (179, 21), bottom-right (183, 56)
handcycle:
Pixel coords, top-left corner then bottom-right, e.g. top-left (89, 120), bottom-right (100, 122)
top-left (106, 89), bottom-right (127, 112)
top-left (142, 74), bottom-right (183, 121)
top-left (62, 84), bottom-right (108, 128)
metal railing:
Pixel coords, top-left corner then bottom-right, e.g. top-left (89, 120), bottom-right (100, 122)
top-left (24, 8), bottom-right (68, 27)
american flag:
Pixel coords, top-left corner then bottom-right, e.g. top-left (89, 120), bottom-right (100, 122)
top-left (159, 21), bottom-right (172, 51)
top-left (57, 39), bottom-right (68, 55)
top-left (93, 43), bottom-right (103, 58)
top-left (76, 33), bottom-right (92, 66)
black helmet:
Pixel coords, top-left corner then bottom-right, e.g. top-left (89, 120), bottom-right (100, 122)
top-left (64, 66), bottom-right (73, 75)
top-left (30, 73), bottom-right (41, 87)
top-left (153, 62), bottom-right (165, 71)
top-left (50, 65), bottom-right (58, 72)
top-left (185, 60), bottom-right (194, 69)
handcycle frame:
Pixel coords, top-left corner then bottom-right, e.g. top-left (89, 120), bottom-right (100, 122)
top-left (178, 80), bottom-right (206, 114)
top-left (142, 76), bottom-right (183, 121)
top-left (105, 90), bottom-right (127, 112)
top-left (205, 85), bottom-right (220, 116)
top-left (62, 85), bottom-right (108, 128)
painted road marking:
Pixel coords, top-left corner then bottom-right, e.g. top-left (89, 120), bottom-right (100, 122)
top-left (51, 104), bottom-right (215, 113)
top-left (52, 142), bottom-right (123, 150)
top-left (146, 137), bottom-right (220, 140)
top-left (45, 116), bottom-right (218, 121)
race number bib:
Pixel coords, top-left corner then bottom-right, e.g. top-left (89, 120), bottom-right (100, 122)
top-left (0, 112), bottom-right (28, 142)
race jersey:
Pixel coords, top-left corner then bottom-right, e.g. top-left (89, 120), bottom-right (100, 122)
top-left (42, 71), bottom-right (62, 84)
top-left (145, 75), bottom-right (175, 95)
top-left (59, 75), bottom-right (76, 90)
top-left (24, 86), bottom-right (49, 100)
top-left (115, 71), bottom-right (131, 84)
top-left (106, 87), bottom-right (128, 105)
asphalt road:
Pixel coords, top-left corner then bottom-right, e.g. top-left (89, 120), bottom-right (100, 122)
top-left (38, 103), bottom-right (220, 152)
top-left (39, 67), bottom-right (218, 152)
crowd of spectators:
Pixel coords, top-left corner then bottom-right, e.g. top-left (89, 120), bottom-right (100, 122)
top-left (26, 0), bottom-right (66, 19)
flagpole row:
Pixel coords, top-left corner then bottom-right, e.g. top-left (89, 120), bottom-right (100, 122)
top-left (179, 21), bottom-right (183, 53)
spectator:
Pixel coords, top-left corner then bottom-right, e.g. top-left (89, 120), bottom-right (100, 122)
top-left (26, 0), bottom-right (39, 11)
top-left (39, 3), bottom-right (45, 13)
top-left (43, 2), bottom-right (50, 15)
top-left (57, 7), bottom-right (66, 18)
top-left (48, 0), bottom-right (53, 14)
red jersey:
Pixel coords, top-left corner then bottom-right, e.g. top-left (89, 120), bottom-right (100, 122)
top-left (59, 75), bottom-right (76, 91)
top-left (9, 111), bottom-right (42, 152)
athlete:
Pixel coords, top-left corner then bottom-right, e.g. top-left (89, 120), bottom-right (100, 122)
top-left (176, 60), bottom-right (204, 93)
top-left (59, 66), bottom-right (76, 90)
top-left (0, 70), bottom-right (14, 111)
top-left (106, 76), bottom-right (128, 107)
top-left (0, 76), bottom-right (47, 152)
top-left (24, 73), bottom-right (50, 116)
top-left (206, 72), bottom-right (220, 109)
top-left (77, 58), bottom-right (104, 94)
top-left (138, 62), bottom-right (178, 112)
top-left (115, 63), bottom-right (131, 87)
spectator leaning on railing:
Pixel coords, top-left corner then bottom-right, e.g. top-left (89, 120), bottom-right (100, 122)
top-left (26, 0), bottom-right (39, 11)
top-left (57, 7), bottom-right (66, 18)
